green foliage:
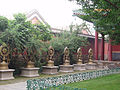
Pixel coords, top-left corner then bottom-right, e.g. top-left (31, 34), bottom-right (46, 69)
top-left (34, 24), bottom-right (52, 41)
top-left (50, 25), bottom-right (89, 65)
top-left (13, 13), bottom-right (27, 23)
top-left (0, 16), bottom-right (8, 32)
top-left (0, 13), bottom-right (52, 75)
top-left (51, 31), bottom-right (88, 52)
top-left (72, 0), bottom-right (120, 44)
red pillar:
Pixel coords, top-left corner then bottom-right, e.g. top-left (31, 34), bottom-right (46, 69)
top-left (95, 31), bottom-right (98, 60)
top-left (108, 39), bottom-right (112, 61)
top-left (101, 34), bottom-right (104, 60)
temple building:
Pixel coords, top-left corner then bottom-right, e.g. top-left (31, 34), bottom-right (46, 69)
top-left (26, 9), bottom-right (120, 61)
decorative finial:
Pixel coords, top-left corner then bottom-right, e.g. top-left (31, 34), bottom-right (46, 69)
top-left (77, 48), bottom-right (82, 64)
top-left (26, 50), bottom-right (35, 68)
top-left (47, 46), bottom-right (54, 66)
top-left (0, 43), bottom-right (9, 70)
top-left (63, 47), bottom-right (70, 65)
top-left (88, 48), bottom-right (93, 64)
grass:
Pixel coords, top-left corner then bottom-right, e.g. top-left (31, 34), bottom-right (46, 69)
top-left (0, 70), bottom-right (93, 85)
top-left (1, 70), bottom-right (120, 90)
top-left (62, 73), bottom-right (120, 90)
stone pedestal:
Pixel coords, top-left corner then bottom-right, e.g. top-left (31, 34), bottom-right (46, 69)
top-left (74, 64), bottom-right (86, 71)
top-left (0, 69), bottom-right (14, 80)
top-left (97, 62), bottom-right (104, 70)
top-left (59, 65), bottom-right (74, 73)
top-left (21, 68), bottom-right (39, 77)
top-left (86, 63), bottom-right (96, 70)
top-left (42, 66), bottom-right (58, 74)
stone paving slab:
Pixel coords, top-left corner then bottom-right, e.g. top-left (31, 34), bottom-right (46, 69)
top-left (0, 82), bottom-right (26, 90)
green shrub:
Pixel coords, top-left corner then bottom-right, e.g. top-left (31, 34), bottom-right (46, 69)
top-left (0, 16), bottom-right (8, 32)
top-left (0, 13), bottom-right (52, 75)
top-left (50, 31), bottom-right (89, 65)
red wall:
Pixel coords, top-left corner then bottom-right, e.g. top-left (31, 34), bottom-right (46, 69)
top-left (104, 43), bottom-right (120, 54)
top-left (82, 38), bottom-right (95, 55)
top-left (104, 42), bottom-right (120, 60)
top-left (112, 45), bottom-right (120, 52)
top-left (104, 42), bottom-right (109, 55)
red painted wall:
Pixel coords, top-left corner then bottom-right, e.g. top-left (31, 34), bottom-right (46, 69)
top-left (112, 45), bottom-right (120, 60)
top-left (82, 38), bottom-right (95, 55)
top-left (104, 42), bottom-right (120, 60)
top-left (98, 39), bottom-right (101, 56)
top-left (31, 17), bottom-right (40, 24)
top-left (104, 43), bottom-right (120, 53)
top-left (112, 45), bottom-right (120, 52)
top-left (104, 42), bottom-right (109, 55)
top-left (82, 38), bottom-right (101, 60)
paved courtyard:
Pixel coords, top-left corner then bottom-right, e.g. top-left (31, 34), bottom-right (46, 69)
top-left (0, 82), bottom-right (26, 90)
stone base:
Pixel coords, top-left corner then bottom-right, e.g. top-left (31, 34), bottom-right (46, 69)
top-left (42, 66), bottom-right (58, 75)
top-left (73, 64), bottom-right (86, 71)
top-left (96, 62), bottom-right (104, 70)
top-left (59, 65), bottom-right (74, 73)
top-left (21, 68), bottom-right (39, 77)
top-left (86, 63), bottom-right (96, 70)
top-left (0, 69), bottom-right (14, 80)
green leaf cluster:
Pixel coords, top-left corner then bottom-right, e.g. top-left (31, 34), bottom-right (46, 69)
top-left (50, 31), bottom-right (88, 53)
top-left (0, 16), bottom-right (8, 32)
top-left (50, 24), bottom-right (89, 65)
top-left (0, 13), bottom-right (52, 73)
top-left (72, 0), bottom-right (120, 44)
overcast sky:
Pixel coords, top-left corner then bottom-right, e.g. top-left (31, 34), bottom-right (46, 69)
top-left (0, 0), bottom-right (83, 28)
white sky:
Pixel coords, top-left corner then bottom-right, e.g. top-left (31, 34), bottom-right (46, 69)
top-left (0, 0), bottom-right (83, 29)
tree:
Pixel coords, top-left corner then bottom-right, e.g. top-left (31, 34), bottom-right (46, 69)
top-left (71, 0), bottom-right (120, 44)
top-left (0, 16), bottom-right (8, 32)
top-left (0, 13), bottom-right (52, 75)
top-left (50, 24), bottom-right (89, 65)
top-left (34, 23), bottom-right (52, 41)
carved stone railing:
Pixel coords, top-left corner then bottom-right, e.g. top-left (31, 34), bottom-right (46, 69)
top-left (27, 68), bottom-right (120, 90)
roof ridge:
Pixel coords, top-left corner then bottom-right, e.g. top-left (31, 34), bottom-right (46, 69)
top-left (26, 9), bottom-right (49, 25)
